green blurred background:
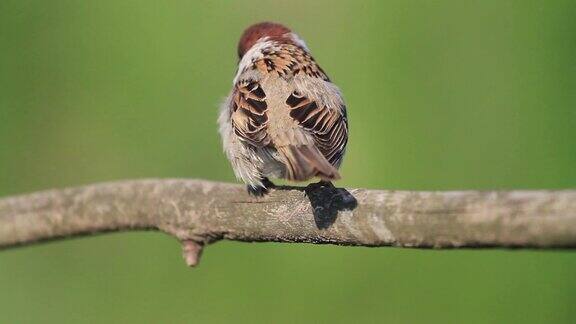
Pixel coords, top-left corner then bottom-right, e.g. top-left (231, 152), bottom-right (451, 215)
top-left (1, 0), bottom-right (576, 323)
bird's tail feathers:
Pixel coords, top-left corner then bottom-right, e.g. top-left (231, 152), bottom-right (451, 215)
top-left (278, 145), bottom-right (340, 182)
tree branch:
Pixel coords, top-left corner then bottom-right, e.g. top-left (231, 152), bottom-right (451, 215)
top-left (1, 179), bottom-right (575, 266)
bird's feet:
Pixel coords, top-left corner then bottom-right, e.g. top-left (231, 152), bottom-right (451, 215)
top-left (247, 177), bottom-right (276, 197)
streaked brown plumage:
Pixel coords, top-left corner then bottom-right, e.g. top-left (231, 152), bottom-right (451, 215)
top-left (219, 22), bottom-right (348, 196)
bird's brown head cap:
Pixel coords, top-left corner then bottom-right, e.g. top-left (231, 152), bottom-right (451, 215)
top-left (238, 22), bottom-right (291, 58)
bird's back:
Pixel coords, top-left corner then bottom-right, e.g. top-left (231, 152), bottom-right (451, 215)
top-left (221, 22), bottom-right (348, 190)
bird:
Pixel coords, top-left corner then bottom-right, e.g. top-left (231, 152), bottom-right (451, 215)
top-left (218, 22), bottom-right (348, 196)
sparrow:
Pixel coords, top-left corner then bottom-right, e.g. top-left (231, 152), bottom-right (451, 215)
top-left (219, 22), bottom-right (348, 196)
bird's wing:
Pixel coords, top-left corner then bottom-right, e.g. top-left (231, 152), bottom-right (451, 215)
top-left (230, 79), bottom-right (271, 148)
top-left (284, 90), bottom-right (348, 168)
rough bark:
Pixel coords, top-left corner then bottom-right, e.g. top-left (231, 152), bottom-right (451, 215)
top-left (1, 179), bottom-right (575, 266)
